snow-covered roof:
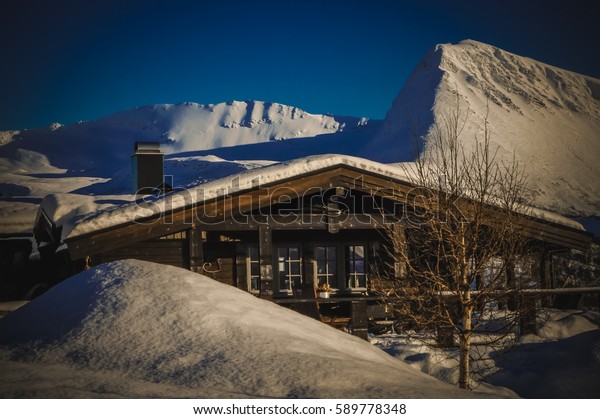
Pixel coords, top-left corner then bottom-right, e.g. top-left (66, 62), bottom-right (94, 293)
top-left (38, 154), bottom-right (585, 243)
top-left (49, 155), bottom-right (410, 240)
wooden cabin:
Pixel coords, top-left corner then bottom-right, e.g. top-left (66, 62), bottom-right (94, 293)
top-left (33, 155), bottom-right (593, 338)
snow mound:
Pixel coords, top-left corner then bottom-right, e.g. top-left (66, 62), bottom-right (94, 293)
top-left (367, 40), bottom-right (600, 216)
top-left (538, 310), bottom-right (598, 340)
top-left (0, 259), bottom-right (476, 398)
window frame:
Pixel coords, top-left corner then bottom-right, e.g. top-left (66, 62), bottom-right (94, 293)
top-left (314, 245), bottom-right (338, 290)
top-left (346, 244), bottom-right (368, 290)
top-left (276, 244), bottom-right (303, 294)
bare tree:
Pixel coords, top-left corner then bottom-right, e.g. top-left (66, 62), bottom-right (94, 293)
top-left (379, 94), bottom-right (533, 389)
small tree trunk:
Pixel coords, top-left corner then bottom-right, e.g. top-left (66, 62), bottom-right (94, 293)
top-left (458, 290), bottom-right (472, 389)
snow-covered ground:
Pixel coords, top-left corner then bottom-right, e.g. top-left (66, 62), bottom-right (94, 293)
top-left (372, 309), bottom-right (600, 398)
top-left (2, 260), bottom-right (597, 398)
top-left (0, 260), bottom-right (482, 398)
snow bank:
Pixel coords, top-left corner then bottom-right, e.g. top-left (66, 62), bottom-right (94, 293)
top-left (0, 259), bottom-right (478, 398)
top-left (373, 310), bottom-right (600, 398)
top-left (488, 327), bottom-right (600, 398)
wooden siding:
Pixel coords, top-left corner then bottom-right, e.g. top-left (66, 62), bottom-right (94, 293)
top-left (93, 238), bottom-right (189, 269)
top-left (202, 242), bottom-right (236, 287)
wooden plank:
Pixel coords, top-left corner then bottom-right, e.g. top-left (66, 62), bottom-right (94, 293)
top-left (102, 246), bottom-right (185, 256)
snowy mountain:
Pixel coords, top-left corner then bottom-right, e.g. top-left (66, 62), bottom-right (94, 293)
top-left (365, 40), bottom-right (600, 216)
top-left (0, 100), bottom-right (370, 176)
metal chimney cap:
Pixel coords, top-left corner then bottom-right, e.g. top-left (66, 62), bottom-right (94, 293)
top-left (134, 141), bottom-right (162, 153)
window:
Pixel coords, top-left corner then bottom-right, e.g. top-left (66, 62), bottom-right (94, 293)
top-left (247, 246), bottom-right (260, 293)
top-left (315, 246), bottom-right (337, 289)
top-left (158, 231), bottom-right (187, 240)
top-left (347, 245), bottom-right (367, 289)
top-left (278, 246), bottom-right (302, 293)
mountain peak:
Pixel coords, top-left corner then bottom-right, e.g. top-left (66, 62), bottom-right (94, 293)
top-left (366, 40), bottom-right (600, 216)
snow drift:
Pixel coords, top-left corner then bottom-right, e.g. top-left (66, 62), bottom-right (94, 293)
top-left (0, 259), bottom-right (477, 398)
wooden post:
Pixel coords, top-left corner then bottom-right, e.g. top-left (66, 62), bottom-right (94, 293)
top-left (506, 259), bottom-right (517, 310)
top-left (326, 186), bottom-right (345, 234)
top-left (351, 300), bottom-right (369, 340)
top-left (188, 227), bottom-right (204, 274)
top-left (519, 295), bottom-right (537, 336)
top-left (539, 248), bottom-right (553, 307)
top-left (258, 224), bottom-right (274, 297)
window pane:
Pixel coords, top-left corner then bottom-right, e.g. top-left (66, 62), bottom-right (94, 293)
top-left (327, 261), bottom-right (337, 276)
top-left (291, 261), bottom-right (300, 275)
top-left (289, 247), bottom-right (299, 259)
top-left (354, 259), bottom-right (365, 273)
top-left (356, 274), bottom-right (366, 288)
top-left (251, 264), bottom-right (260, 277)
top-left (348, 245), bottom-right (364, 260)
top-left (278, 248), bottom-right (288, 259)
top-left (315, 246), bottom-right (325, 260)
top-left (248, 246), bottom-right (258, 260)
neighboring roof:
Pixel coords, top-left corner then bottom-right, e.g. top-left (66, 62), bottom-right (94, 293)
top-left (35, 154), bottom-right (590, 255)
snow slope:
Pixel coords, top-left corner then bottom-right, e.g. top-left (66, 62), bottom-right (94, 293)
top-left (366, 40), bottom-right (600, 216)
top-left (0, 259), bottom-right (479, 398)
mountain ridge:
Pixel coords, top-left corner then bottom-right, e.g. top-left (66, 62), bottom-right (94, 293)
top-left (0, 100), bottom-right (371, 175)
top-left (366, 39), bottom-right (600, 216)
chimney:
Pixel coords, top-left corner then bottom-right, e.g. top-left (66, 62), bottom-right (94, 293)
top-left (131, 142), bottom-right (164, 195)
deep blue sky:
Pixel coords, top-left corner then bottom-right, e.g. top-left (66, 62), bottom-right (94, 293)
top-left (1, 0), bottom-right (598, 130)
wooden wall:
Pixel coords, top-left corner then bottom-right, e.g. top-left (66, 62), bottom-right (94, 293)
top-left (93, 237), bottom-right (189, 269)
